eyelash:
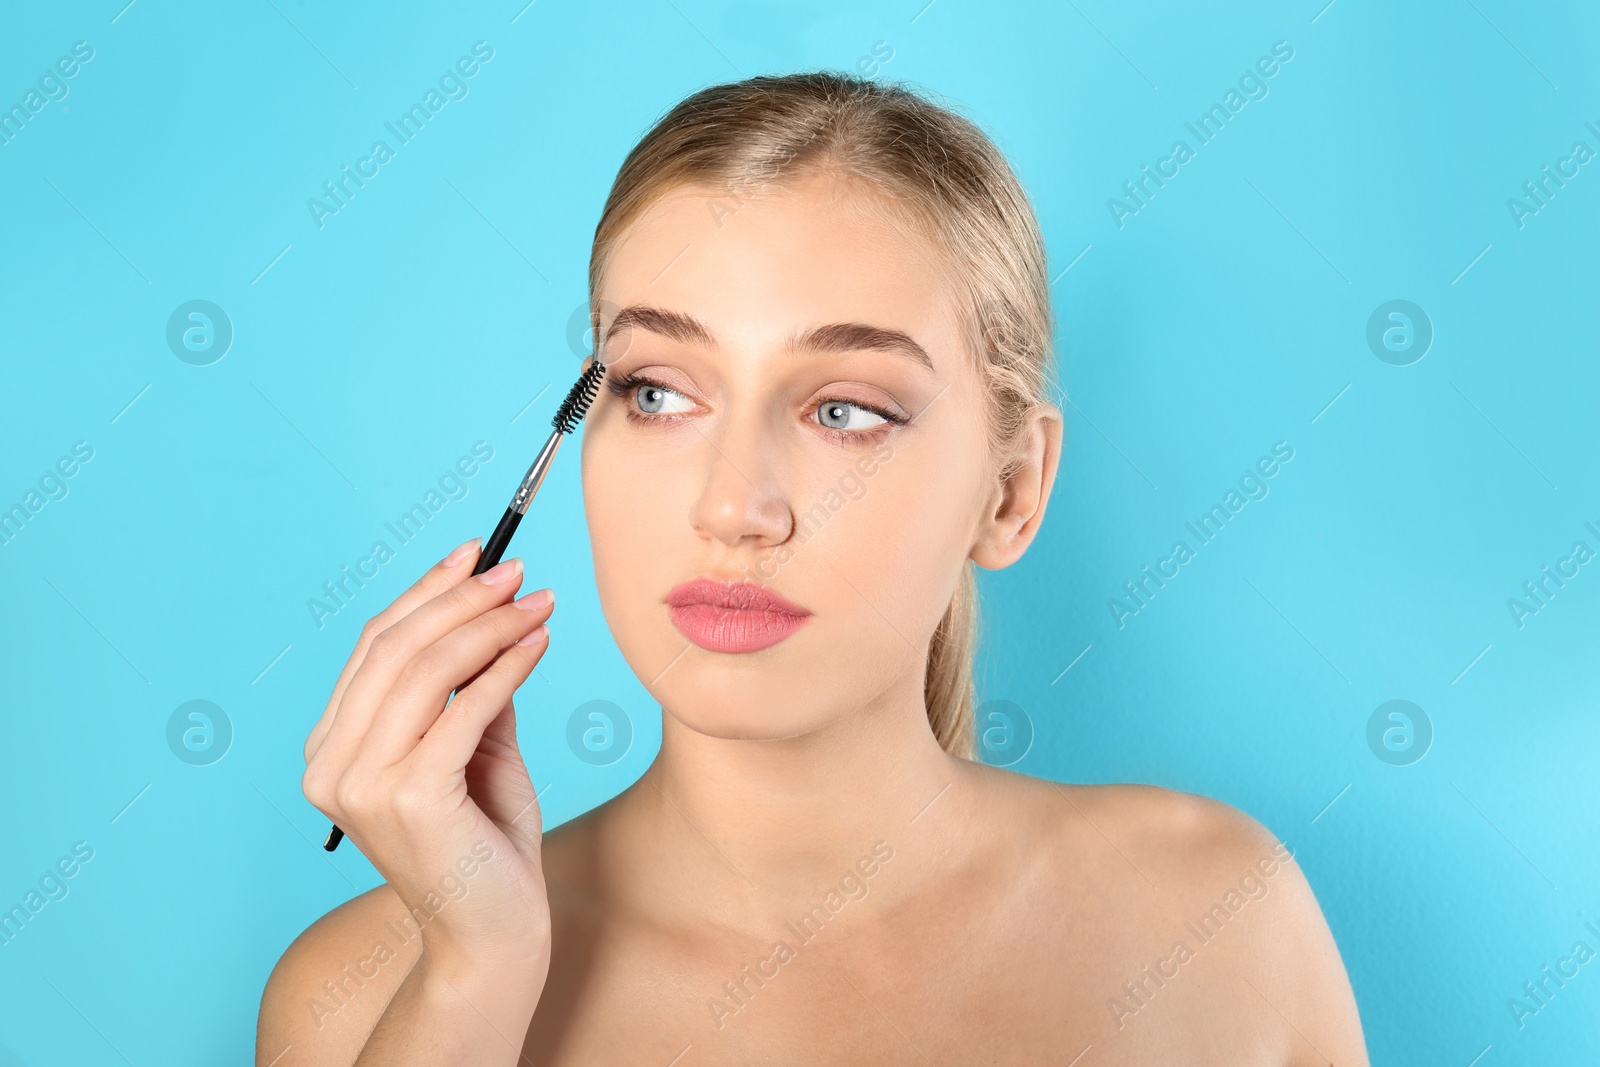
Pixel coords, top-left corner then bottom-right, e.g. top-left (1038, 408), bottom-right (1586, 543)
top-left (604, 371), bottom-right (908, 445)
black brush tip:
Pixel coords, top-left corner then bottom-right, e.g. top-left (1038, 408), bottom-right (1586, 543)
top-left (552, 360), bottom-right (607, 435)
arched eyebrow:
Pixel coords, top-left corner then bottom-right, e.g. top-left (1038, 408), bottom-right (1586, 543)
top-left (604, 305), bottom-right (713, 350)
top-left (796, 321), bottom-right (936, 374)
top-left (603, 304), bottom-right (935, 374)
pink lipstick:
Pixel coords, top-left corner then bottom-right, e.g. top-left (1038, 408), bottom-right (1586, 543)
top-left (666, 578), bottom-right (812, 653)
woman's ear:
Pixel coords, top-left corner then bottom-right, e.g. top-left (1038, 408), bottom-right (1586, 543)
top-left (970, 402), bottom-right (1063, 570)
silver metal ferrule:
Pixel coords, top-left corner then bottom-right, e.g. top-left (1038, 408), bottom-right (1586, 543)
top-left (510, 429), bottom-right (564, 515)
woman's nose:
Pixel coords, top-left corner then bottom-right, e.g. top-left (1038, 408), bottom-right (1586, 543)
top-left (686, 414), bottom-right (794, 549)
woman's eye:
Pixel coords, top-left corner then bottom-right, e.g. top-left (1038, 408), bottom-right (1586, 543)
top-left (815, 400), bottom-right (888, 432)
top-left (635, 383), bottom-right (695, 415)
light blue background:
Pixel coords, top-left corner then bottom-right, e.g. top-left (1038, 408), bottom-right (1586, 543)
top-left (2, 1), bottom-right (1596, 1063)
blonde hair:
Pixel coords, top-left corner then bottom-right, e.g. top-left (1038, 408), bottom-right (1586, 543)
top-left (588, 72), bottom-right (1058, 761)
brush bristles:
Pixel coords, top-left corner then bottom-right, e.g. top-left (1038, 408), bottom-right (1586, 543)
top-left (552, 361), bottom-right (606, 435)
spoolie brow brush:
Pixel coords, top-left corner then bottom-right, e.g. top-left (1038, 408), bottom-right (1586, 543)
top-left (323, 358), bottom-right (607, 852)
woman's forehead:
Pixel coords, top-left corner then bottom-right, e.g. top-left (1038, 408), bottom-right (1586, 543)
top-left (596, 181), bottom-right (969, 367)
top-left (606, 173), bottom-right (952, 284)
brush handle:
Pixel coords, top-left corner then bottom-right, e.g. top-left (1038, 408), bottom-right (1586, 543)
top-left (475, 506), bottom-right (522, 576)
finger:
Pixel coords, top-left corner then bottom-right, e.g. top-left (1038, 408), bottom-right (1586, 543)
top-left (472, 700), bottom-right (544, 855)
top-left (329, 538), bottom-right (486, 718)
top-left (304, 537), bottom-right (483, 762)
top-left (359, 591), bottom-right (555, 766)
top-left (479, 697), bottom-right (521, 758)
top-left (412, 623), bottom-right (550, 777)
top-left (313, 556), bottom-right (526, 772)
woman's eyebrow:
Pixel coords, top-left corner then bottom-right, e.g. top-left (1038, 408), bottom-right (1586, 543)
top-left (605, 304), bottom-right (714, 350)
top-left (796, 321), bottom-right (935, 373)
top-left (603, 303), bottom-right (935, 373)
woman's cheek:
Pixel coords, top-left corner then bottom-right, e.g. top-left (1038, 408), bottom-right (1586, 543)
top-left (861, 480), bottom-right (965, 625)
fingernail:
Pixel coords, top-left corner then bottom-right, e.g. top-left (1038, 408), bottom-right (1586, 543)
top-left (476, 558), bottom-right (522, 586)
top-left (514, 588), bottom-right (553, 612)
top-left (516, 624), bottom-right (549, 646)
top-left (442, 538), bottom-right (480, 567)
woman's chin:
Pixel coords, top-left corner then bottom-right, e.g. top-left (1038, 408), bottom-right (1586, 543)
top-left (656, 684), bottom-right (844, 742)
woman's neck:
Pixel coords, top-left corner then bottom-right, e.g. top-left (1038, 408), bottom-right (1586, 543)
top-left (594, 681), bottom-right (984, 933)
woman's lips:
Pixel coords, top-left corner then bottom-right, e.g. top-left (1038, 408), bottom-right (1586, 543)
top-left (666, 578), bottom-right (812, 653)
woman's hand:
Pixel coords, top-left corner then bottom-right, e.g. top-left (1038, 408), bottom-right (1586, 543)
top-left (301, 538), bottom-right (555, 989)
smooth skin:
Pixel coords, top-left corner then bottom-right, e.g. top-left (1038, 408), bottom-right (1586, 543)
top-left (259, 169), bottom-right (1369, 1065)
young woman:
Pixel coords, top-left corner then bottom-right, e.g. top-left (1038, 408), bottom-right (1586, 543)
top-left (258, 72), bottom-right (1369, 1065)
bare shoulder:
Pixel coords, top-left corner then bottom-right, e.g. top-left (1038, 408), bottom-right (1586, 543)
top-left (254, 803), bottom-right (612, 1067)
top-left (970, 768), bottom-right (1279, 873)
top-left (1054, 780), bottom-right (1287, 875)
top-left (1019, 775), bottom-right (1369, 1066)
top-left (1057, 781), bottom-right (1314, 955)
top-left (255, 883), bottom-right (422, 1066)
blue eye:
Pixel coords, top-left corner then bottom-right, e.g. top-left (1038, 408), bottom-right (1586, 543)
top-left (624, 379), bottom-right (694, 415)
top-left (635, 383), bottom-right (669, 414)
top-left (816, 400), bottom-right (888, 432)
top-left (604, 370), bottom-right (907, 445)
